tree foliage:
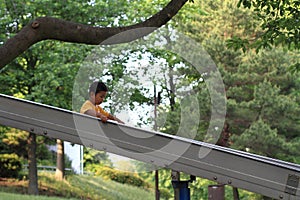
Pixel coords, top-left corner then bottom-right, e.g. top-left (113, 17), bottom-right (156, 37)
top-left (237, 0), bottom-right (299, 50)
top-left (174, 0), bottom-right (300, 163)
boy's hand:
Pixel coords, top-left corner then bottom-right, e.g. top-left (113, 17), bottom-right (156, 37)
top-left (100, 115), bottom-right (108, 123)
top-left (97, 113), bottom-right (108, 123)
top-left (109, 114), bottom-right (125, 124)
top-left (115, 118), bottom-right (125, 124)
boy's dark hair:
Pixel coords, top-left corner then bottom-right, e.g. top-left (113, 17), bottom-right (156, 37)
top-left (89, 81), bottom-right (108, 95)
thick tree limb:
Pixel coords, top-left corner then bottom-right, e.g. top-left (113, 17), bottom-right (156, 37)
top-left (0, 0), bottom-right (188, 68)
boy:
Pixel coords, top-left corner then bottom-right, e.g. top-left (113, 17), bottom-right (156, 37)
top-left (80, 81), bottom-right (124, 124)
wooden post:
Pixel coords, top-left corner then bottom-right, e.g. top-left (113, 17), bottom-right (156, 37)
top-left (233, 187), bottom-right (240, 200)
top-left (208, 184), bottom-right (225, 200)
top-left (155, 170), bottom-right (160, 200)
top-left (171, 170), bottom-right (180, 200)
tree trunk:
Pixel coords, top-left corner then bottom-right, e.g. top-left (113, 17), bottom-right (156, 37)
top-left (55, 139), bottom-right (65, 180)
top-left (27, 132), bottom-right (39, 195)
top-left (154, 86), bottom-right (160, 200)
top-left (168, 67), bottom-right (176, 111)
top-left (167, 53), bottom-right (180, 199)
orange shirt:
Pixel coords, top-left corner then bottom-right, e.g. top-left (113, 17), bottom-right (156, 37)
top-left (80, 100), bottom-right (110, 117)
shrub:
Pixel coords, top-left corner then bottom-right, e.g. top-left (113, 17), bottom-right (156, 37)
top-left (95, 166), bottom-right (151, 189)
top-left (0, 153), bottom-right (22, 178)
top-left (159, 187), bottom-right (172, 200)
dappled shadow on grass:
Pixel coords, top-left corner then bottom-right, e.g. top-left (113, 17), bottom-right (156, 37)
top-left (0, 176), bottom-right (72, 198)
top-left (0, 177), bottom-right (28, 194)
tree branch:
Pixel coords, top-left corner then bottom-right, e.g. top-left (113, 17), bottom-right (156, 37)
top-left (0, 0), bottom-right (188, 68)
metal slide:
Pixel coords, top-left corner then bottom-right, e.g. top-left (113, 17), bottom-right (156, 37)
top-left (0, 94), bottom-right (299, 200)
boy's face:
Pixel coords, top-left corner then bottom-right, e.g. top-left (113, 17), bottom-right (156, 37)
top-left (90, 91), bottom-right (107, 105)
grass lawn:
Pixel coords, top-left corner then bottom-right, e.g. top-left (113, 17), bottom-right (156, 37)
top-left (0, 172), bottom-right (261, 199)
top-left (0, 172), bottom-right (155, 200)
top-left (0, 192), bottom-right (78, 200)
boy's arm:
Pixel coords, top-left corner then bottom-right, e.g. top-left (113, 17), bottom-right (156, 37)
top-left (108, 114), bottom-right (125, 124)
top-left (97, 106), bottom-right (124, 124)
top-left (84, 109), bottom-right (123, 124)
top-left (84, 109), bottom-right (109, 123)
